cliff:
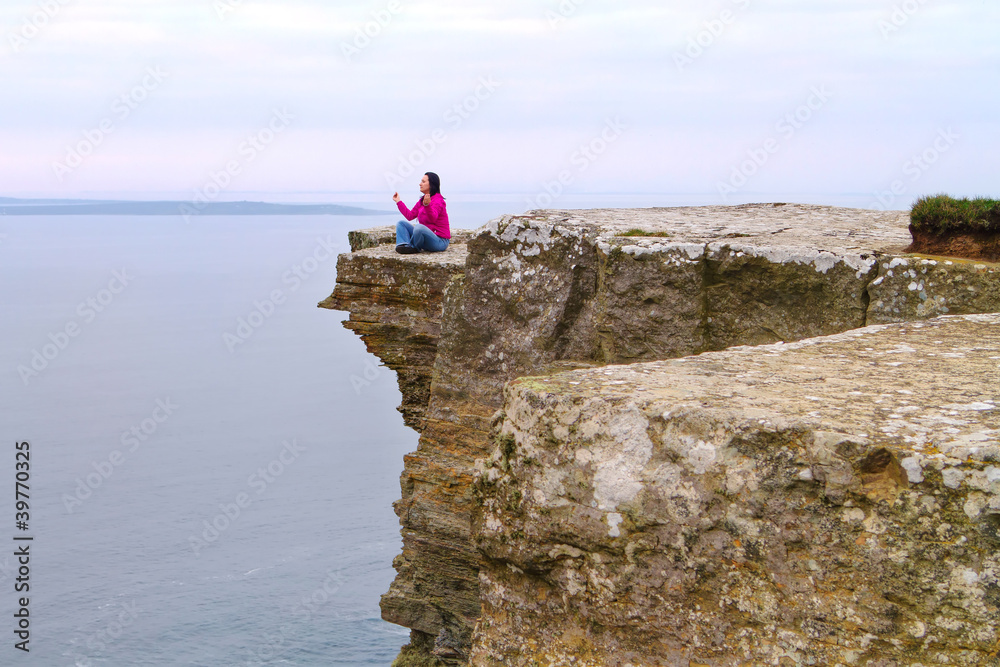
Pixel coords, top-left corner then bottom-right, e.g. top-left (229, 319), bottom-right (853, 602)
top-left (475, 314), bottom-right (1000, 665)
top-left (320, 204), bottom-right (1000, 665)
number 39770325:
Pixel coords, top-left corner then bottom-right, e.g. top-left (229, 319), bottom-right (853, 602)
top-left (15, 442), bottom-right (30, 530)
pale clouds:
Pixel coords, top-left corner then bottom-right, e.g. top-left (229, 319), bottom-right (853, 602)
top-left (0, 0), bottom-right (996, 202)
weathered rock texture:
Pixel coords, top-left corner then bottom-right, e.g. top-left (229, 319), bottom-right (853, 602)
top-left (868, 256), bottom-right (1000, 325)
top-left (320, 205), bottom-right (1000, 665)
top-left (320, 242), bottom-right (467, 430)
top-left (474, 314), bottom-right (1000, 666)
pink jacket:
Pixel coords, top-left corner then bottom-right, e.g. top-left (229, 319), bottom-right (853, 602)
top-left (396, 194), bottom-right (450, 239)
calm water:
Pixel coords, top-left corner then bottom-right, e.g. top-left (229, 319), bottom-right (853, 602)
top-left (0, 195), bottom-right (887, 666)
top-left (0, 210), bottom-right (433, 666)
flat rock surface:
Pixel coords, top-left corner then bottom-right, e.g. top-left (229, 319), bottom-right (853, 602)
top-left (535, 313), bottom-right (1000, 463)
top-left (472, 313), bottom-right (1000, 666)
top-left (348, 225), bottom-right (480, 252)
top-left (348, 241), bottom-right (469, 267)
top-left (351, 204), bottom-right (910, 258)
top-left (532, 203), bottom-right (911, 252)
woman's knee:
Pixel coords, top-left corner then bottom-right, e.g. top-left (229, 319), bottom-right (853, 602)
top-left (396, 220), bottom-right (414, 243)
top-left (420, 233), bottom-right (448, 253)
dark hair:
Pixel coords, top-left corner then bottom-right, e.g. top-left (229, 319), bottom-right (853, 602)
top-left (425, 172), bottom-right (442, 198)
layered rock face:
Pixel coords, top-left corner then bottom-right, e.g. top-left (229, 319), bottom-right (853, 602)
top-left (321, 205), bottom-right (1000, 665)
top-left (474, 314), bottom-right (1000, 666)
top-left (320, 228), bottom-right (477, 430)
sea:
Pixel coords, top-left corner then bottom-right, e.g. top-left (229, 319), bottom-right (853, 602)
top-left (0, 193), bottom-right (890, 666)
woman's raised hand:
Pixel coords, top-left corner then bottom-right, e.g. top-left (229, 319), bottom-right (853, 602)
top-left (392, 192), bottom-right (400, 203)
top-left (422, 194), bottom-right (431, 206)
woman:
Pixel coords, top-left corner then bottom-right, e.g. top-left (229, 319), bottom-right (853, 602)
top-left (392, 172), bottom-right (450, 254)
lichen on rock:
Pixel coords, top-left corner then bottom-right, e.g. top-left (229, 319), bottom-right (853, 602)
top-left (322, 204), bottom-right (1000, 666)
top-left (472, 314), bottom-right (1000, 666)
top-left (868, 255), bottom-right (1000, 324)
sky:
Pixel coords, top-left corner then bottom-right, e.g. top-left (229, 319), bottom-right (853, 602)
top-left (0, 0), bottom-right (996, 206)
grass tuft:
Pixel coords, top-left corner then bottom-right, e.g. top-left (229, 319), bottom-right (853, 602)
top-left (910, 195), bottom-right (1000, 235)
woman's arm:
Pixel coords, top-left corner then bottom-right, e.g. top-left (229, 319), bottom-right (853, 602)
top-left (396, 199), bottom-right (418, 221)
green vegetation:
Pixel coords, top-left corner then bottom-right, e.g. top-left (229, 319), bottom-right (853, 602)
top-left (910, 195), bottom-right (1000, 235)
top-left (620, 229), bottom-right (672, 237)
top-left (498, 432), bottom-right (516, 461)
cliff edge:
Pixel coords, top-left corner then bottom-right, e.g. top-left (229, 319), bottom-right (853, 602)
top-left (321, 204), bottom-right (1000, 665)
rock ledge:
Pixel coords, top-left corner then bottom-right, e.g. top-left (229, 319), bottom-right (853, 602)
top-left (321, 205), bottom-right (1000, 665)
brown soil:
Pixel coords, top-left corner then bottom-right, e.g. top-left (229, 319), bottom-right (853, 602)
top-left (907, 228), bottom-right (1000, 262)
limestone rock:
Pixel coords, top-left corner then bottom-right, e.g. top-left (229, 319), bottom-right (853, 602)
top-left (473, 314), bottom-right (1000, 666)
top-left (704, 240), bottom-right (876, 349)
top-left (322, 205), bottom-right (1000, 665)
top-left (320, 244), bottom-right (466, 429)
top-left (598, 241), bottom-right (705, 361)
top-left (347, 225), bottom-right (480, 252)
top-left (868, 255), bottom-right (1000, 324)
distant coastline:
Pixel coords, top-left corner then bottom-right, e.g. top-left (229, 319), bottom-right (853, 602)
top-left (0, 198), bottom-right (393, 216)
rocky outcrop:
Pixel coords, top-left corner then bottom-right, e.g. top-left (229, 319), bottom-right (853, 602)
top-left (474, 314), bottom-right (1000, 666)
top-left (868, 255), bottom-right (1000, 324)
top-left (320, 205), bottom-right (1000, 665)
top-left (319, 227), bottom-right (477, 429)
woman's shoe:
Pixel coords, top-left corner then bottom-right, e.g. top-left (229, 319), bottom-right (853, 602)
top-left (395, 243), bottom-right (419, 254)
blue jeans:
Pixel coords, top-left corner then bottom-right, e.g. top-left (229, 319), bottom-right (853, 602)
top-left (396, 220), bottom-right (449, 252)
